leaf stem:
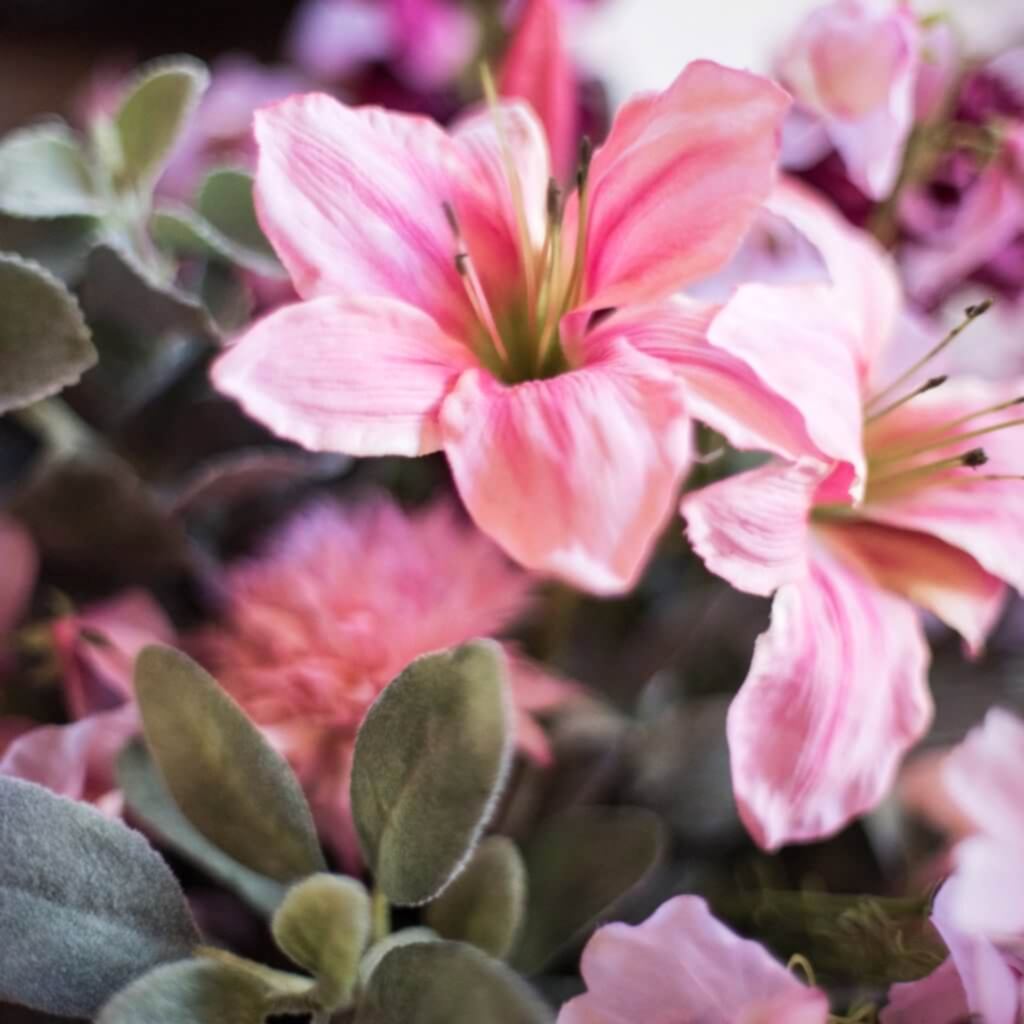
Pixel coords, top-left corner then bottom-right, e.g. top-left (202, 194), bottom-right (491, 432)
top-left (371, 886), bottom-right (391, 945)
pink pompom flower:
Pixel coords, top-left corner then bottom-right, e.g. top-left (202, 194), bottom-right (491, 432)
top-left (683, 181), bottom-right (1024, 851)
top-left (558, 895), bottom-right (829, 1024)
top-left (189, 495), bottom-right (574, 867)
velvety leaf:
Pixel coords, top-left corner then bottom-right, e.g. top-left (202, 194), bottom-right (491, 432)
top-left (80, 239), bottom-right (218, 343)
top-left (356, 941), bottom-right (553, 1024)
top-left (0, 214), bottom-right (97, 282)
top-left (0, 122), bottom-right (102, 218)
top-left (350, 641), bottom-right (513, 906)
top-left (272, 874), bottom-right (370, 1009)
top-left (197, 169), bottom-right (277, 261)
top-left (512, 807), bottom-right (665, 974)
top-left (0, 776), bottom-right (199, 1018)
top-left (425, 836), bottom-right (527, 960)
top-left (358, 929), bottom-right (438, 990)
top-left (117, 741), bottom-right (285, 917)
top-left (151, 204), bottom-right (285, 278)
top-left (114, 58), bottom-right (209, 192)
top-left (96, 959), bottom-right (270, 1024)
top-left (134, 645), bottom-right (326, 882)
top-left (0, 252), bottom-right (96, 413)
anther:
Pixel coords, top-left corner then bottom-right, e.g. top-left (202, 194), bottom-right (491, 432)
top-left (865, 374), bottom-right (948, 424)
top-left (868, 447), bottom-right (989, 496)
top-left (576, 135), bottom-right (594, 191)
top-left (546, 177), bottom-right (562, 224)
top-left (963, 447), bottom-right (989, 468)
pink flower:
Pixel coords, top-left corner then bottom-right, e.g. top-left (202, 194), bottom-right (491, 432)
top-left (557, 895), bottom-right (829, 1024)
top-left (0, 515), bottom-right (36, 677)
top-left (683, 181), bottom-right (1024, 850)
top-left (287, 0), bottom-right (479, 92)
top-left (189, 496), bottom-right (574, 867)
top-left (883, 709), bottom-right (1024, 1023)
top-left (779, 0), bottom-right (921, 199)
top-left (212, 63), bottom-right (793, 593)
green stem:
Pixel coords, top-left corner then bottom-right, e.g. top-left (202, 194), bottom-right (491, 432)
top-left (371, 887), bottom-right (391, 945)
top-left (11, 398), bottom-right (100, 457)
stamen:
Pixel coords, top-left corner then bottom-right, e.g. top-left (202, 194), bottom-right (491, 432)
top-left (535, 180), bottom-right (565, 369)
top-left (868, 447), bottom-right (988, 495)
top-left (944, 473), bottom-right (1024, 486)
top-left (865, 375), bottom-right (947, 424)
top-left (562, 136), bottom-right (594, 311)
top-left (480, 64), bottom-right (538, 331)
top-left (903, 395), bottom-right (1024, 444)
top-left (872, 416), bottom-right (1024, 466)
top-left (443, 201), bottom-right (509, 364)
top-left (864, 300), bottom-right (994, 413)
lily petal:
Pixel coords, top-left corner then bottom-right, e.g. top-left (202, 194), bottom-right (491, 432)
top-left (682, 460), bottom-right (825, 598)
top-left (499, 0), bottom-right (577, 181)
top-left (569, 60), bottom-right (789, 310)
top-left (728, 543), bottom-right (933, 850)
top-left (558, 895), bottom-right (829, 1024)
top-left (880, 959), bottom-right (971, 1024)
top-left (213, 296), bottom-right (476, 457)
top-left (439, 335), bottom-right (691, 594)
top-left (818, 520), bottom-right (1006, 657)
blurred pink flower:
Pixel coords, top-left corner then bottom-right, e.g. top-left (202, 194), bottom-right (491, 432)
top-left (883, 709), bottom-right (1024, 1023)
top-left (683, 181), bottom-right (1024, 850)
top-left (913, 18), bottom-right (958, 122)
top-left (189, 496), bottom-right (574, 866)
top-left (779, 0), bottom-right (921, 199)
top-left (212, 63), bottom-right (799, 593)
top-left (287, 0), bottom-right (478, 92)
top-left (557, 895), bottom-right (829, 1024)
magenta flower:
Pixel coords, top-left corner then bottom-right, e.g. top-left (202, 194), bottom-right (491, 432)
top-left (189, 496), bottom-right (574, 866)
top-left (557, 895), bottom-right (829, 1024)
top-left (212, 63), bottom-right (794, 593)
top-left (883, 709), bottom-right (1024, 1023)
top-left (779, 0), bottom-right (921, 199)
top-left (683, 181), bottom-right (1024, 850)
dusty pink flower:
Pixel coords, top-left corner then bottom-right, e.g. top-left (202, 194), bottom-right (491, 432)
top-left (189, 496), bottom-right (573, 866)
top-left (558, 895), bottom-right (829, 1024)
top-left (779, 0), bottom-right (921, 199)
top-left (883, 709), bottom-right (1024, 1023)
top-left (212, 62), bottom-right (798, 593)
top-left (683, 180), bottom-right (1024, 850)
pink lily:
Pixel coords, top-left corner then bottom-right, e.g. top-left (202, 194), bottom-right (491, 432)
top-left (213, 62), bottom-right (795, 594)
top-left (558, 895), bottom-right (829, 1024)
top-left (779, 0), bottom-right (922, 199)
top-left (683, 180), bottom-right (1024, 850)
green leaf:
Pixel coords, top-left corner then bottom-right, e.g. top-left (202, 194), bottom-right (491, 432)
top-left (272, 875), bottom-right (371, 1010)
top-left (151, 203), bottom-right (285, 278)
top-left (0, 213), bottom-right (97, 282)
top-left (97, 959), bottom-right (271, 1024)
top-left (198, 169), bottom-right (277, 260)
top-left (356, 941), bottom-right (553, 1024)
top-left (350, 641), bottom-right (513, 906)
top-left (114, 57), bottom-right (209, 192)
top-left (134, 645), bottom-right (326, 883)
top-left (117, 742), bottom-right (285, 917)
top-left (425, 836), bottom-right (526, 960)
top-left (0, 122), bottom-right (102, 218)
top-left (0, 252), bottom-right (96, 414)
top-left (0, 777), bottom-right (199, 1018)
top-left (512, 807), bottom-right (664, 974)
top-left (358, 929), bottom-right (438, 990)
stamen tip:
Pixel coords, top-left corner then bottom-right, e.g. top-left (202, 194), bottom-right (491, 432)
top-left (965, 298), bottom-right (994, 318)
top-left (963, 447), bottom-right (989, 468)
top-left (576, 135), bottom-right (594, 189)
top-left (924, 375), bottom-right (948, 391)
top-left (441, 201), bottom-right (459, 235)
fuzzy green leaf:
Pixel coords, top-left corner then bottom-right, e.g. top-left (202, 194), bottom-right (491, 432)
top-left (117, 741), bottom-right (285, 917)
top-left (197, 169), bottom-right (277, 260)
top-left (114, 58), bottom-right (209, 192)
top-left (0, 122), bottom-right (101, 218)
top-left (358, 929), bottom-right (438, 990)
top-left (512, 807), bottom-right (664, 974)
top-left (350, 641), bottom-right (513, 906)
top-left (0, 777), bottom-right (199, 1018)
top-left (425, 836), bottom-right (526, 959)
top-left (134, 645), bottom-right (326, 883)
top-left (0, 252), bottom-right (96, 413)
top-left (272, 874), bottom-right (371, 1010)
top-left (356, 941), bottom-right (553, 1024)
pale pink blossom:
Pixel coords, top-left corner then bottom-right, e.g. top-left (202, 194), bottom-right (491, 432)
top-left (557, 895), bottom-right (829, 1024)
top-left (913, 17), bottom-right (958, 122)
top-left (779, 0), bottom-right (921, 199)
top-left (189, 496), bottom-right (574, 866)
top-left (683, 181), bottom-right (1024, 850)
top-left (212, 63), bottom-right (807, 593)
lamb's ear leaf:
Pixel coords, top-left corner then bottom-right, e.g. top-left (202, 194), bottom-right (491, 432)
top-left (0, 776), bottom-right (199, 1018)
top-left (350, 641), bottom-right (513, 906)
top-left (511, 807), bottom-right (665, 974)
top-left (0, 122), bottom-right (102, 218)
top-left (117, 741), bottom-right (285, 916)
top-left (134, 644), bottom-right (326, 883)
top-left (198, 169), bottom-right (281, 264)
top-left (0, 252), bottom-right (95, 414)
top-left (356, 941), bottom-right (553, 1024)
top-left (113, 57), bottom-right (209, 193)
top-left (425, 836), bottom-right (526, 960)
